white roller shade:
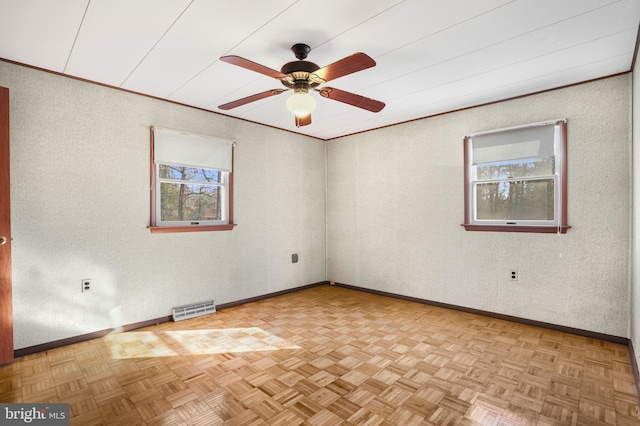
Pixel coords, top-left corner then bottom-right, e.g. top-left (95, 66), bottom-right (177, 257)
top-left (472, 123), bottom-right (556, 165)
top-left (153, 127), bottom-right (234, 172)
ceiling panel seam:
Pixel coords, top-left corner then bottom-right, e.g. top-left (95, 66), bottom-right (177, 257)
top-left (63, 0), bottom-right (91, 74)
top-left (118, 0), bottom-right (195, 88)
top-left (167, 0), bottom-right (302, 100)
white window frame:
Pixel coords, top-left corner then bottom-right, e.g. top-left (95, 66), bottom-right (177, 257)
top-left (155, 163), bottom-right (229, 227)
top-left (149, 126), bottom-right (235, 233)
top-left (463, 119), bottom-right (570, 234)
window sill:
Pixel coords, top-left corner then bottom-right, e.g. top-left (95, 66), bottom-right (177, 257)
top-left (148, 224), bottom-right (236, 234)
top-left (461, 224), bottom-right (571, 234)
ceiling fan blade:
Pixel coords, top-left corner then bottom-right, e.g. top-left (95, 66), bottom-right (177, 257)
top-left (317, 87), bottom-right (385, 112)
top-left (311, 53), bottom-right (376, 83)
top-left (220, 55), bottom-right (286, 79)
top-left (218, 89), bottom-right (287, 110)
top-left (295, 114), bottom-right (312, 127)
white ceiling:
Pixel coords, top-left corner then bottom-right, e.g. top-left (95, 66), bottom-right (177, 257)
top-left (0, 0), bottom-right (638, 140)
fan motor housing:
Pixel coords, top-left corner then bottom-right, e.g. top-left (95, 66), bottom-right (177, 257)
top-left (280, 60), bottom-right (319, 75)
top-left (280, 60), bottom-right (322, 89)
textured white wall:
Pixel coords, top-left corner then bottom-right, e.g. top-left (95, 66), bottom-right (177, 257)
top-left (327, 75), bottom-right (632, 338)
top-left (1, 61), bottom-right (327, 349)
top-left (632, 69), bottom-right (640, 366)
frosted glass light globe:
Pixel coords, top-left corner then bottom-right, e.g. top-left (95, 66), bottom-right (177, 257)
top-left (286, 91), bottom-right (317, 117)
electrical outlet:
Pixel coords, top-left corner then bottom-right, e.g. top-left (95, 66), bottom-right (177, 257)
top-left (82, 279), bottom-right (91, 292)
top-left (292, 253), bottom-right (298, 263)
top-left (510, 270), bottom-right (518, 281)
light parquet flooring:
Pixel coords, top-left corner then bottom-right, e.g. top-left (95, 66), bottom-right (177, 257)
top-left (1, 285), bottom-right (639, 425)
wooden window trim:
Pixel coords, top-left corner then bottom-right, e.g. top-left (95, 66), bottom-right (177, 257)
top-left (461, 224), bottom-right (570, 233)
top-left (148, 224), bottom-right (236, 234)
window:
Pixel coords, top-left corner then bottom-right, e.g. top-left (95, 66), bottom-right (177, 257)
top-left (463, 119), bottom-right (569, 233)
top-left (149, 126), bottom-right (235, 233)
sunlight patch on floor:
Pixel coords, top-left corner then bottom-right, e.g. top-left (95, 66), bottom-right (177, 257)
top-left (105, 327), bottom-right (301, 359)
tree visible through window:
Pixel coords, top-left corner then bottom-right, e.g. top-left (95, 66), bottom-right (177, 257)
top-left (475, 157), bottom-right (555, 221)
top-left (159, 165), bottom-right (223, 222)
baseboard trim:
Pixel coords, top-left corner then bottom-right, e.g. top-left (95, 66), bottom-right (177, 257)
top-left (216, 281), bottom-right (327, 310)
top-left (333, 282), bottom-right (630, 345)
top-left (13, 316), bottom-right (173, 358)
top-left (13, 281), bottom-right (328, 358)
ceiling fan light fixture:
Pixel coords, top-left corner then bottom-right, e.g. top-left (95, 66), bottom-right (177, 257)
top-left (286, 89), bottom-right (316, 117)
top-left (218, 43), bottom-right (384, 123)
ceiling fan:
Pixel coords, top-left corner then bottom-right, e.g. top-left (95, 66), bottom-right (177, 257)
top-left (218, 43), bottom-right (385, 127)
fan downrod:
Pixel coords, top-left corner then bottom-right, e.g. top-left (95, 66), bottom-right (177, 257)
top-left (291, 43), bottom-right (311, 60)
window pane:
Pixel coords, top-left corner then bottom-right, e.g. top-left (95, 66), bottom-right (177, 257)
top-left (475, 179), bottom-right (555, 221)
top-left (159, 164), bottom-right (222, 183)
top-left (160, 182), bottom-right (221, 221)
top-left (476, 156), bottom-right (555, 180)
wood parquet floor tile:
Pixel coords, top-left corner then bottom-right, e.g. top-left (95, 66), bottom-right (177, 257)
top-left (1, 285), bottom-right (639, 425)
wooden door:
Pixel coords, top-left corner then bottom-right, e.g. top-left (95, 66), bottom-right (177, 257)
top-left (0, 86), bottom-right (13, 365)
